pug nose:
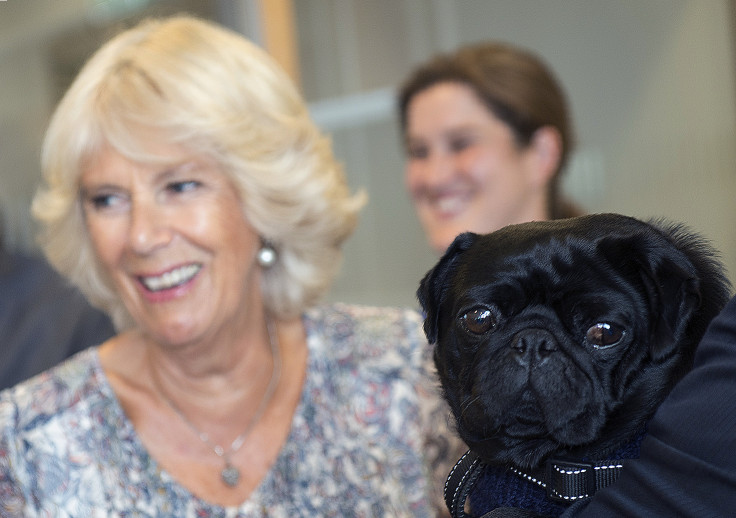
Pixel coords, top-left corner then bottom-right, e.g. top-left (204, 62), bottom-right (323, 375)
top-left (511, 329), bottom-right (558, 365)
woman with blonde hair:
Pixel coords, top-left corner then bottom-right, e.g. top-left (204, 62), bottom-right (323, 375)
top-left (0, 15), bottom-right (460, 516)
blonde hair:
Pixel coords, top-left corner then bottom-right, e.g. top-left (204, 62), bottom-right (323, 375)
top-left (33, 15), bottom-right (365, 329)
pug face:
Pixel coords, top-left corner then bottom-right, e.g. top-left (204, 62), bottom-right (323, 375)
top-left (418, 214), bottom-right (730, 469)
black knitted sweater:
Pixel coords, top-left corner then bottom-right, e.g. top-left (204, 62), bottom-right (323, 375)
top-left (467, 430), bottom-right (647, 517)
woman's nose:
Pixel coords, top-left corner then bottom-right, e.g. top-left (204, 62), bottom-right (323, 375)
top-left (127, 197), bottom-right (173, 254)
top-left (415, 151), bottom-right (455, 187)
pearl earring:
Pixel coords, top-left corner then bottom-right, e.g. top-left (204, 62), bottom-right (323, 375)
top-left (257, 242), bottom-right (277, 268)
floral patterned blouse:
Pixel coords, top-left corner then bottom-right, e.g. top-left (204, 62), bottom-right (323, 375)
top-left (0, 304), bottom-right (463, 517)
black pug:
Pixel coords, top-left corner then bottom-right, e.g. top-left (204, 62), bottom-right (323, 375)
top-left (417, 214), bottom-right (731, 518)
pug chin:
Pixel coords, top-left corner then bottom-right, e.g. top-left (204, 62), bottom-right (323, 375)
top-left (418, 213), bottom-right (731, 515)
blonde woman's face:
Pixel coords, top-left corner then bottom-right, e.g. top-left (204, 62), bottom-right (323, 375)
top-left (405, 82), bottom-right (548, 253)
top-left (80, 143), bottom-right (263, 348)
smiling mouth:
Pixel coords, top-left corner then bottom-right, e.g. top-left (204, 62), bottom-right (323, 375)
top-left (425, 192), bottom-right (470, 218)
top-left (139, 264), bottom-right (202, 292)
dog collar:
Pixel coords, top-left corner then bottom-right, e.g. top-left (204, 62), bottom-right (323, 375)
top-left (510, 458), bottom-right (625, 503)
top-left (444, 449), bottom-right (485, 518)
top-left (445, 429), bottom-right (647, 517)
top-left (444, 450), bottom-right (627, 517)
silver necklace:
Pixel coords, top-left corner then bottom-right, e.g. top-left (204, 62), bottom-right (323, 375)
top-left (156, 318), bottom-right (282, 487)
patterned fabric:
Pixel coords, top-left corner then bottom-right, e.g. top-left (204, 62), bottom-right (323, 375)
top-left (0, 303), bottom-right (462, 517)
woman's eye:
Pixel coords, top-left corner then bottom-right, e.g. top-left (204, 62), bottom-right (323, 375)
top-left (167, 180), bottom-right (201, 194)
top-left (407, 144), bottom-right (428, 160)
top-left (449, 137), bottom-right (472, 153)
top-left (86, 193), bottom-right (125, 211)
top-left (586, 323), bottom-right (625, 349)
top-left (459, 307), bottom-right (497, 335)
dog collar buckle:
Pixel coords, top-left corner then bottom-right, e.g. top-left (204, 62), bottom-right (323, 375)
top-left (545, 458), bottom-right (624, 503)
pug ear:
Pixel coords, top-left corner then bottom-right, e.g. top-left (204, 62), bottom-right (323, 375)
top-left (599, 231), bottom-right (701, 362)
top-left (417, 232), bottom-right (478, 344)
top-left (639, 255), bottom-right (701, 361)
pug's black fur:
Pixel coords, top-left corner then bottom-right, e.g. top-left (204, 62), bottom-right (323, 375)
top-left (418, 214), bottom-right (731, 517)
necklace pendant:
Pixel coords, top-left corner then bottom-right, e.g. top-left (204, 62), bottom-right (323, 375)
top-left (221, 463), bottom-right (240, 487)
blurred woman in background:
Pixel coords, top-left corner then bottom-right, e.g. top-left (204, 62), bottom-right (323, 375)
top-left (398, 41), bottom-right (581, 253)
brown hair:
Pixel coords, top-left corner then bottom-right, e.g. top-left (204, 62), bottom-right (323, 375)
top-left (398, 42), bottom-right (580, 219)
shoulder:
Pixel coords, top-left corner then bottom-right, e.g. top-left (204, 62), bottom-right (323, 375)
top-left (0, 348), bottom-right (107, 437)
top-left (0, 349), bottom-right (128, 514)
top-left (307, 301), bottom-right (424, 328)
top-left (561, 296), bottom-right (736, 516)
top-left (303, 303), bottom-right (440, 419)
top-left (305, 302), bottom-right (428, 365)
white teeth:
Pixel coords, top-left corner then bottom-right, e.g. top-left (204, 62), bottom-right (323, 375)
top-left (433, 195), bottom-right (466, 216)
top-left (141, 264), bottom-right (201, 292)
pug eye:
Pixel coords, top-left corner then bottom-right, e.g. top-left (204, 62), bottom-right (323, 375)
top-left (586, 323), bottom-right (625, 349)
top-left (459, 307), bottom-right (497, 335)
